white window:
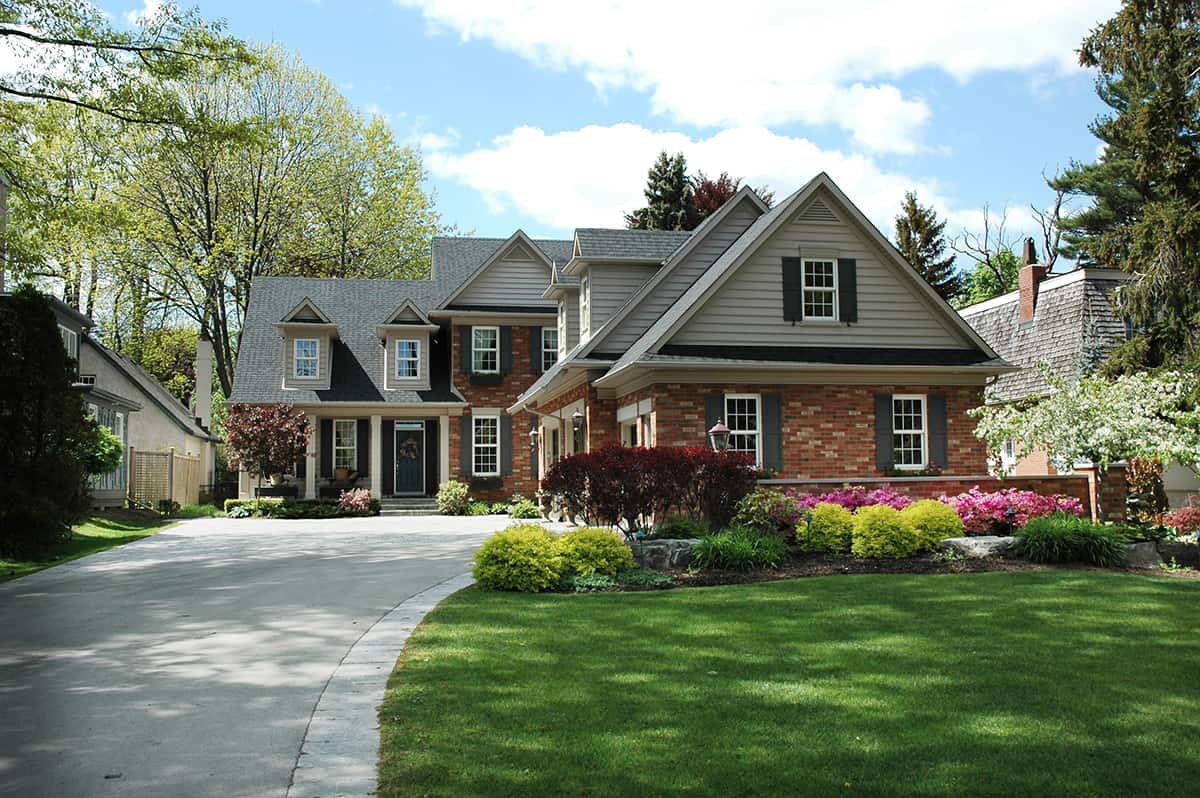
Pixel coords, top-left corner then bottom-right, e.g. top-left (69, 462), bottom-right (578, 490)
top-left (395, 339), bottom-right (420, 379)
top-left (294, 338), bottom-right (319, 378)
top-left (557, 303), bottom-right (568, 355)
top-left (472, 326), bottom-right (499, 374)
top-left (541, 327), bottom-right (559, 371)
top-left (580, 274), bottom-right (590, 337)
top-left (1000, 438), bottom-right (1017, 471)
top-left (114, 411), bottom-right (125, 443)
top-left (78, 374), bottom-right (96, 386)
top-left (473, 415), bottom-right (500, 476)
top-left (59, 324), bottom-right (78, 361)
top-left (802, 259), bottom-right (837, 320)
top-left (334, 419), bottom-right (357, 471)
top-left (725, 394), bottom-right (761, 464)
top-left (620, 419), bottom-right (640, 447)
top-left (892, 395), bottom-right (927, 469)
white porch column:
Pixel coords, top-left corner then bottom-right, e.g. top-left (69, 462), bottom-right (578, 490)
top-left (370, 414), bottom-right (382, 498)
top-left (305, 413), bottom-right (317, 499)
top-left (439, 414), bottom-right (450, 484)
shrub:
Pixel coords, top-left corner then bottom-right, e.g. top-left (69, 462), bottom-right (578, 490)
top-left (157, 499), bottom-right (181, 517)
top-left (616, 567), bottom-right (673, 587)
top-left (941, 487), bottom-right (1086, 535)
top-left (224, 403), bottom-right (310, 482)
top-left (557, 527), bottom-right (634, 576)
top-left (224, 498), bottom-right (247, 514)
top-left (1165, 504), bottom-right (1200, 536)
top-left (473, 524), bottom-right (563, 592)
top-left (510, 498), bottom-right (541, 519)
top-left (176, 503), bottom-right (223, 518)
top-left (732, 488), bottom-right (804, 534)
top-left (1016, 513), bottom-right (1128, 566)
top-left (649, 514), bottom-right (709, 540)
top-left (1126, 457), bottom-right (1169, 523)
top-left (901, 499), bottom-right (966, 551)
top-left (797, 502), bottom-right (854, 553)
top-left (692, 527), bottom-right (789, 571)
top-left (227, 503), bottom-right (254, 519)
top-left (467, 501), bottom-right (491, 516)
top-left (851, 505), bottom-right (920, 559)
top-left (789, 485), bottom-right (912, 512)
top-left (489, 502), bottom-right (511, 515)
top-left (223, 497), bottom-right (379, 519)
top-left (338, 488), bottom-right (372, 515)
top-left (436, 480), bottom-right (470, 515)
top-left (561, 571), bottom-right (617, 592)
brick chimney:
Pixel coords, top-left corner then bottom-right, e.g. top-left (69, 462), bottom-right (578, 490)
top-left (195, 333), bottom-right (214, 430)
top-left (1018, 237), bottom-right (1046, 323)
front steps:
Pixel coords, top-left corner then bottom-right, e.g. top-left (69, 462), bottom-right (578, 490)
top-left (379, 497), bottom-right (440, 517)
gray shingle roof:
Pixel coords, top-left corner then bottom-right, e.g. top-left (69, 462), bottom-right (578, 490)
top-left (960, 273), bottom-right (1127, 403)
top-left (575, 228), bottom-right (692, 260)
top-left (433, 236), bottom-right (574, 277)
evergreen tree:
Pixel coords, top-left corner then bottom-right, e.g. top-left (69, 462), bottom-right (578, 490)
top-left (893, 191), bottom-right (960, 301)
top-left (625, 151), bottom-right (700, 231)
top-left (1052, 0), bottom-right (1200, 371)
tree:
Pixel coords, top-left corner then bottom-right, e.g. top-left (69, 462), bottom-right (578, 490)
top-left (224, 403), bottom-right (310, 483)
top-left (693, 170), bottom-right (774, 219)
top-left (956, 250), bottom-right (1020, 308)
top-left (1052, 0), bottom-right (1200, 372)
top-left (625, 151), bottom-right (700, 231)
top-left (893, 191), bottom-right (960, 301)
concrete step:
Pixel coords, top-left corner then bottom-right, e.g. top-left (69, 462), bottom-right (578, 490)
top-left (380, 508), bottom-right (443, 517)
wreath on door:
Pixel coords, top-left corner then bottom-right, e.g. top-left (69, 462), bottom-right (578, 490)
top-left (398, 438), bottom-right (420, 461)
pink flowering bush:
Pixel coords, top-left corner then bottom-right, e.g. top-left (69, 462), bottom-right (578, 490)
top-left (787, 485), bottom-right (913, 512)
top-left (940, 487), bottom-right (1085, 535)
top-left (338, 488), bottom-right (373, 515)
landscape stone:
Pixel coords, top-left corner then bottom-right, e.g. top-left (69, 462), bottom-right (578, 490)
top-left (940, 535), bottom-right (1018, 559)
top-left (1125, 541), bottom-right (1162, 569)
top-left (633, 538), bottom-right (700, 569)
top-left (1156, 539), bottom-right (1200, 567)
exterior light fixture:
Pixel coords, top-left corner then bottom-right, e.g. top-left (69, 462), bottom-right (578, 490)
top-left (571, 409), bottom-right (586, 432)
top-left (529, 426), bottom-right (539, 449)
top-left (708, 419), bottom-right (731, 451)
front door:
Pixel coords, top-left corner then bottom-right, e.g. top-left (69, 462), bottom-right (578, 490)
top-left (394, 422), bottom-right (425, 496)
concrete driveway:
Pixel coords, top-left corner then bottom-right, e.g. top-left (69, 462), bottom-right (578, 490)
top-left (0, 515), bottom-right (514, 798)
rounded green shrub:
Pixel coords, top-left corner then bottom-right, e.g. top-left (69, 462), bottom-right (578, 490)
top-left (692, 527), bottom-right (789, 571)
top-left (732, 488), bottom-right (803, 534)
top-left (510, 498), bottom-right (541, 519)
top-left (557, 527), bottom-right (634, 576)
top-left (900, 499), bottom-right (966, 551)
top-left (473, 523), bottom-right (563, 592)
top-left (1016, 513), bottom-right (1128, 566)
top-left (798, 502), bottom-right (854, 553)
top-left (436, 480), bottom-right (470, 515)
top-left (851, 505), bottom-right (920, 559)
top-left (650, 514), bottom-right (709, 540)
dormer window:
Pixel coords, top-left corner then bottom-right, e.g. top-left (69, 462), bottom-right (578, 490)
top-left (580, 274), bottom-right (591, 338)
top-left (58, 324), bottom-right (78, 361)
top-left (294, 338), bottom-right (319, 378)
top-left (395, 339), bottom-right (420, 379)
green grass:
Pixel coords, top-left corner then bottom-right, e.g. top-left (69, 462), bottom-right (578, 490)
top-left (379, 572), bottom-right (1200, 798)
top-left (0, 511), bottom-right (175, 582)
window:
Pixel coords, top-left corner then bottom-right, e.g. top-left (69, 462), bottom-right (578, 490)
top-left (725, 394), bottom-right (761, 464)
top-left (114, 411), bottom-right (125, 443)
top-left (892, 395), bottom-right (927, 469)
top-left (999, 438), bottom-right (1017, 471)
top-left (802, 259), bottom-right (837, 320)
top-left (395, 339), bottom-right (420, 378)
top-left (294, 338), bottom-right (319, 378)
top-left (620, 420), bottom-right (639, 447)
top-left (78, 374), bottom-right (96, 386)
top-left (58, 324), bottom-right (78, 361)
top-left (580, 274), bottom-right (590, 337)
top-left (472, 326), bottom-right (499, 374)
top-left (473, 415), bottom-right (500, 476)
top-left (334, 419), bottom-right (357, 471)
top-left (541, 327), bottom-right (559, 371)
top-left (86, 402), bottom-right (98, 418)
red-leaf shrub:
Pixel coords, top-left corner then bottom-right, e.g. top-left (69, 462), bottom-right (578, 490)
top-left (541, 445), bottom-right (755, 531)
top-left (224, 403), bottom-right (310, 480)
top-left (1165, 496), bottom-right (1200, 535)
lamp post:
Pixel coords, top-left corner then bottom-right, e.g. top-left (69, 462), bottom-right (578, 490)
top-left (708, 419), bottom-right (731, 451)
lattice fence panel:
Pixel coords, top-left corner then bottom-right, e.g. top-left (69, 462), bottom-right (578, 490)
top-left (130, 450), bottom-right (170, 507)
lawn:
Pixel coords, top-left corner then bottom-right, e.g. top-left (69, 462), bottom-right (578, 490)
top-left (378, 571), bottom-right (1200, 798)
top-left (0, 510), bottom-right (176, 582)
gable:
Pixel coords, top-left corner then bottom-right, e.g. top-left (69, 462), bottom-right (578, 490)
top-left (282, 297), bottom-right (331, 324)
top-left (668, 191), bottom-right (975, 350)
top-left (450, 237), bottom-right (555, 309)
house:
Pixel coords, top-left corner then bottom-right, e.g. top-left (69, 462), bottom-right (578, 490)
top-left (231, 173), bottom-right (1013, 501)
top-left (961, 251), bottom-right (1200, 506)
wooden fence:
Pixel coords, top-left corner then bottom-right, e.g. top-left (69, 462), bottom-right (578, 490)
top-left (129, 448), bottom-right (200, 508)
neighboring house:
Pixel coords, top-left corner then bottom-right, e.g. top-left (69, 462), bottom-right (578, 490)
top-left (231, 173), bottom-right (1012, 501)
top-left (960, 253), bottom-right (1199, 505)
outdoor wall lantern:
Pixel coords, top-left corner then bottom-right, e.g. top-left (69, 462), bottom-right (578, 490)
top-left (571, 409), bottom-right (586, 433)
top-left (708, 419), bottom-right (731, 451)
top-left (529, 426), bottom-right (539, 450)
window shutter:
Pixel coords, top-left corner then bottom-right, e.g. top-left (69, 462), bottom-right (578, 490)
top-left (320, 419), bottom-right (333, 479)
top-left (501, 415), bottom-right (513, 476)
top-left (459, 415), bottom-right (472, 477)
top-left (874, 394), bottom-right (893, 472)
top-left (761, 394), bottom-right (783, 472)
top-left (381, 419), bottom-right (394, 495)
top-left (837, 258), bottom-right (858, 323)
top-left (782, 256), bottom-right (803, 322)
top-left (705, 393), bottom-right (723, 433)
top-left (500, 327), bottom-right (513, 374)
top-left (296, 455), bottom-right (306, 479)
top-left (460, 326), bottom-right (471, 374)
top-left (530, 327), bottom-right (542, 374)
top-left (927, 394), bottom-right (948, 468)
top-left (357, 419), bottom-right (369, 476)
top-left (530, 415), bottom-right (540, 480)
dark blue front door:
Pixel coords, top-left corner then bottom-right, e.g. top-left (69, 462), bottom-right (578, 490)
top-left (394, 423), bottom-right (425, 495)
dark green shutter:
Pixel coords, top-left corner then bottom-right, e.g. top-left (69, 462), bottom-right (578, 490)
top-left (459, 415), bottom-right (471, 477)
top-left (761, 394), bottom-right (783, 472)
top-left (530, 327), bottom-right (542, 374)
top-left (501, 415), bottom-right (513, 476)
top-left (381, 419), bottom-right (395, 495)
top-left (927, 394), bottom-right (948, 468)
top-left (875, 394), bottom-right (893, 472)
top-left (356, 419), bottom-right (369, 476)
top-left (460, 326), bottom-right (471, 374)
top-left (500, 327), bottom-right (513, 374)
top-left (705, 394), bottom-right (723, 433)
top-left (837, 258), bottom-right (858, 323)
top-left (320, 419), bottom-right (333, 479)
top-left (782, 256), bottom-right (803, 322)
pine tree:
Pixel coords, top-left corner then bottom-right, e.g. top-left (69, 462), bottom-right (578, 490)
top-left (625, 151), bottom-right (700, 231)
top-left (893, 191), bottom-right (960, 301)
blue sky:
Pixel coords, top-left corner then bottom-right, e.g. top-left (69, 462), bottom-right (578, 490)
top-left (114, 1), bottom-right (1118, 250)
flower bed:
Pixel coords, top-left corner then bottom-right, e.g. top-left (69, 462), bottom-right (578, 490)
top-left (940, 487), bottom-right (1085, 535)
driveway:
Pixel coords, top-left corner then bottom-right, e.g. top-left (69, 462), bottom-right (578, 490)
top-left (0, 515), bottom-right (516, 798)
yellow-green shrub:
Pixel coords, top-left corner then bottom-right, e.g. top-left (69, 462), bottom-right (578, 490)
top-left (900, 499), bottom-right (965, 551)
top-left (851, 505), bottom-right (920, 559)
top-left (473, 524), bottom-right (563, 592)
top-left (798, 502), bottom-right (854, 553)
top-left (557, 527), bottom-right (634, 576)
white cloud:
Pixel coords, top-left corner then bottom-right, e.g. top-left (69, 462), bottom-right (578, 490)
top-left (123, 0), bottom-right (164, 25)
top-left (395, 0), bottom-right (1117, 153)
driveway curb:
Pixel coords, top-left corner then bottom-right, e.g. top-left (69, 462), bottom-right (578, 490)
top-left (287, 571), bottom-right (476, 798)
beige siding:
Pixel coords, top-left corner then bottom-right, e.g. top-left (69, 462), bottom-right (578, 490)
top-left (669, 199), bottom-right (969, 349)
top-left (588, 263), bottom-right (659, 332)
top-left (383, 330), bottom-right (431, 391)
top-left (559, 293), bottom-right (580, 352)
top-left (282, 333), bottom-right (332, 390)
top-left (456, 243), bottom-right (555, 308)
top-left (604, 197), bottom-right (761, 351)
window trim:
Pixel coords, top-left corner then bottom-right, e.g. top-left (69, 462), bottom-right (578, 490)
top-left (801, 258), bottom-right (839, 322)
top-left (472, 413), bottom-right (501, 477)
top-left (557, 303), bottom-right (568, 355)
top-left (472, 326), bottom-right (500, 375)
top-left (724, 392), bottom-right (763, 466)
top-left (58, 324), bottom-right (79, 360)
top-left (394, 338), bottom-right (420, 379)
top-left (77, 374), bottom-right (96, 386)
top-left (891, 394), bottom-right (928, 470)
top-left (293, 337), bottom-right (320, 379)
top-left (579, 274), bottom-right (591, 338)
top-left (541, 327), bottom-right (559, 371)
top-left (333, 418), bottom-right (358, 472)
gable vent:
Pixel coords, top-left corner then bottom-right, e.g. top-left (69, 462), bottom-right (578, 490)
top-left (799, 199), bottom-right (838, 223)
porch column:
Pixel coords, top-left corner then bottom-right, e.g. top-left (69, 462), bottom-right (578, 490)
top-left (439, 414), bottom-right (450, 483)
top-left (305, 413), bottom-right (317, 499)
top-left (370, 414), bottom-right (382, 498)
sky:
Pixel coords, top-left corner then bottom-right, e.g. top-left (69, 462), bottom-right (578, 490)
top-left (106, 0), bottom-right (1119, 249)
